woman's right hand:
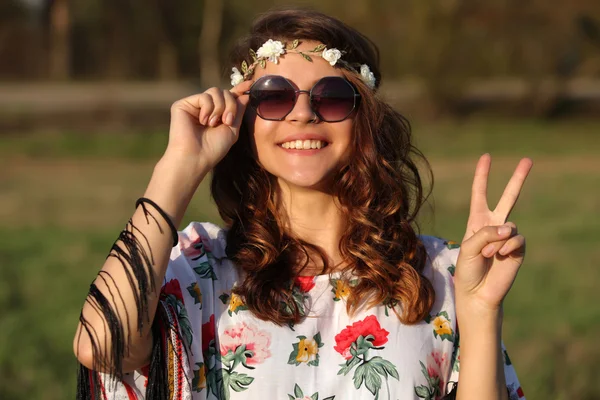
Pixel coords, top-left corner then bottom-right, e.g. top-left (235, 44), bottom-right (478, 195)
top-left (164, 81), bottom-right (253, 172)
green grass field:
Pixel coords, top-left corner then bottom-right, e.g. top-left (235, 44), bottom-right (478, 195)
top-left (0, 119), bottom-right (598, 399)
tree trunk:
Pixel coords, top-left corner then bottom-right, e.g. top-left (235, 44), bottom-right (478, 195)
top-left (199, 0), bottom-right (224, 88)
top-left (49, 0), bottom-right (70, 80)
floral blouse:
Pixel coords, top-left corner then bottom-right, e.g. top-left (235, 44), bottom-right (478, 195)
top-left (96, 222), bottom-right (525, 400)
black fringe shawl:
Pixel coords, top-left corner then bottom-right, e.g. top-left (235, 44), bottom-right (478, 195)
top-left (76, 214), bottom-right (176, 399)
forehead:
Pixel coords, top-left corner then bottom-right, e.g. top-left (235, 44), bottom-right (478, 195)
top-left (251, 40), bottom-right (345, 87)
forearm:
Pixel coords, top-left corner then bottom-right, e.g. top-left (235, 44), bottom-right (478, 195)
top-left (74, 156), bottom-right (210, 373)
top-left (455, 308), bottom-right (508, 400)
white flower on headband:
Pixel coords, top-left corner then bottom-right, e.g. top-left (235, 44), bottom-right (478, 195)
top-left (360, 64), bottom-right (376, 89)
top-left (256, 39), bottom-right (286, 64)
top-left (231, 39), bottom-right (377, 90)
top-left (322, 48), bottom-right (342, 66)
top-left (230, 67), bottom-right (244, 86)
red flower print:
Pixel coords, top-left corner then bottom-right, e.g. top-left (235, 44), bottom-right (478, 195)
top-left (161, 279), bottom-right (183, 301)
top-left (334, 315), bottom-right (389, 359)
top-left (427, 350), bottom-right (450, 398)
top-left (140, 365), bottom-right (149, 387)
top-left (202, 314), bottom-right (216, 354)
top-left (295, 276), bottom-right (316, 292)
top-left (180, 227), bottom-right (212, 259)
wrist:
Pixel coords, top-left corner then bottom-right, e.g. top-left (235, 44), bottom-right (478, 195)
top-left (456, 297), bottom-right (504, 335)
top-left (143, 157), bottom-right (208, 228)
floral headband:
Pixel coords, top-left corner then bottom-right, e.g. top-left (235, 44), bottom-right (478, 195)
top-left (230, 39), bottom-right (377, 89)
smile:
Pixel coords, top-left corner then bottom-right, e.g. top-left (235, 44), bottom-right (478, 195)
top-left (279, 139), bottom-right (329, 150)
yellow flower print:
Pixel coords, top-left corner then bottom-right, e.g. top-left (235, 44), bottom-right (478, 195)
top-left (288, 332), bottom-right (324, 366)
top-left (433, 316), bottom-right (452, 336)
top-left (192, 284), bottom-right (202, 303)
top-left (296, 338), bottom-right (319, 363)
top-left (333, 279), bottom-right (351, 301)
top-left (229, 293), bottom-right (245, 313)
top-left (192, 362), bottom-right (207, 392)
top-left (430, 311), bottom-right (454, 342)
top-left (186, 282), bottom-right (203, 309)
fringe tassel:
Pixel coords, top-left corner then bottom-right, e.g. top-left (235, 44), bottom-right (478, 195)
top-left (76, 208), bottom-right (170, 398)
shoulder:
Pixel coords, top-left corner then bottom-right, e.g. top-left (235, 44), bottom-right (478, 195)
top-left (166, 221), bottom-right (239, 284)
top-left (419, 235), bottom-right (460, 307)
top-left (177, 221), bottom-right (228, 259)
top-left (419, 235), bottom-right (460, 273)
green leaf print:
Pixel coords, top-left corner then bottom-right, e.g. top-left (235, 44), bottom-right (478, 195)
top-left (228, 371), bottom-right (254, 392)
top-left (414, 385), bottom-right (433, 400)
top-left (416, 361), bottom-right (440, 399)
top-left (338, 355), bottom-right (362, 376)
top-left (444, 240), bottom-right (460, 250)
top-left (368, 356), bottom-right (400, 380)
top-left (294, 384), bottom-right (304, 398)
top-left (504, 349), bottom-right (512, 365)
top-left (163, 294), bottom-right (193, 348)
top-left (287, 384), bottom-right (336, 400)
top-left (447, 265), bottom-right (456, 276)
top-left (363, 365), bottom-right (383, 397)
top-left (219, 293), bottom-right (230, 304)
top-left (193, 260), bottom-right (217, 280)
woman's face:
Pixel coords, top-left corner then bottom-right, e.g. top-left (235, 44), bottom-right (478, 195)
top-left (245, 40), bottom-right (354, 192)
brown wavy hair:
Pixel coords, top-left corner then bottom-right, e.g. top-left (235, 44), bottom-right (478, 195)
top-left (211, 8), bottom-right (435, 326)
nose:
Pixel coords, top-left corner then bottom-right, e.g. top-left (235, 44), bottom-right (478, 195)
top-left (286, 90), bottom-right (316, 123)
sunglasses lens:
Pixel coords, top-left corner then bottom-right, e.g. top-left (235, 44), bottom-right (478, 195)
top-left (251, 77), bottom-right (296, 120)
top-left (311, 77), bottom-right (356, 122)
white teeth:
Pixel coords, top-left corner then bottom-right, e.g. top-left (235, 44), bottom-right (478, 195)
top-left (280, 139), bottom-right (327, 150)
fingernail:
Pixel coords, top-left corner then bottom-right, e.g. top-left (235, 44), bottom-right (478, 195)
top-left (483, 244), bottom-right (494, 257)
top-left (498, 225), bottom-right (511, 236)
top-left (499, 244), bottom-right (508, 255)
top-left (225, 113), bottom-right (233, 125)
top-left (209, 116), bottom-right (219, 126)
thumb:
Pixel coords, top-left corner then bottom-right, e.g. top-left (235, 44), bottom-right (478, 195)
top-left (460, 225), bottom-right (514, 258)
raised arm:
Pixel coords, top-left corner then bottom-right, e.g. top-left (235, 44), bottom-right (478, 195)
top-left (73, 82), bottom-right (252, 375)
top-left (454, 154), bottom-right (533, 400)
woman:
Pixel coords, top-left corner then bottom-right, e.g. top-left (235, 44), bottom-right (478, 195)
top-left (74, 8), bottom-right (531, 400)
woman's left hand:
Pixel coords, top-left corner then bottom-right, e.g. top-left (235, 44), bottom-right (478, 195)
top-left (455, 154), bottom-right (533, 316)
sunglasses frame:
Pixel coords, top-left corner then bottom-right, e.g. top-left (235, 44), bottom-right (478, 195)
top-left (243, 75), bottom-right (361, 123)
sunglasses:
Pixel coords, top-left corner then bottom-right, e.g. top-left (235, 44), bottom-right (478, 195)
top-left (244, 75), bottom-right (361, 122)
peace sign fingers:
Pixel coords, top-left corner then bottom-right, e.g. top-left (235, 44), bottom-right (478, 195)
top-left (469, 153), bottom-right (492, 216)
top-left (494, 157), bottom-right (533, 221)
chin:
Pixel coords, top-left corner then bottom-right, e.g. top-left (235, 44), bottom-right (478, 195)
top-left (277, 172), bottom-right (336, 192)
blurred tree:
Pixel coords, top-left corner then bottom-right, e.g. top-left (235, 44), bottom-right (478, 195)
top-left (199, 0), bottom-right (224, 87)
top-left (47, 0), bottom-right (71, 80)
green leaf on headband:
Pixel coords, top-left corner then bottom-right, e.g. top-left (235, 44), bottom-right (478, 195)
top-left (312, 44), bottom-right (326, 52)
top-left (249, 48), bottom-right (257, 61)
top-left (241, 61), bottom-right (248, 74)
top-left (300, 52), bottom-right (313, 62)
top-left (291, 39), bottom-right (299, 49)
